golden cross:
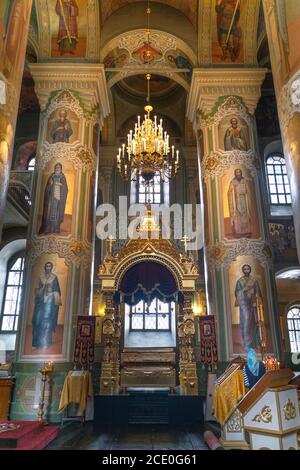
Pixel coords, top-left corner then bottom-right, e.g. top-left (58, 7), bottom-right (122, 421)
top-left (181, 235), bottom-right (190, 253)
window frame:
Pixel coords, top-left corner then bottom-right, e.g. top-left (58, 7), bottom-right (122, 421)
top-left (136, 171), bottom-right (164, 205)
top-left (265, 153), bottom-right (291, 208)
top-left (287, 305), bottom-right (300, 353)
top-left (0, 252), bottom-right (25, 334)
top-left (128, 298), bottom-right (173, 332)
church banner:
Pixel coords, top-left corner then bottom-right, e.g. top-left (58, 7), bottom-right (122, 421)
top-left (73, 316), bottom-right (96, 367)
top-left (199, 316), bottom-right (218, 367)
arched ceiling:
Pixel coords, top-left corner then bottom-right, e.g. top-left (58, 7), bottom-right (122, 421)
top-left (100, 1), bottom-right (198, 29)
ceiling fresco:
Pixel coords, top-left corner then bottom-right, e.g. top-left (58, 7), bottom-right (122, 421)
top-left (101, 29), bottom-right (195, 90)
top-left (100, 0), bottom-right (198, 29)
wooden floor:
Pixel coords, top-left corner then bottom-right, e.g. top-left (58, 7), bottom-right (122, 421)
top-left (46, 422), bottom-right (209, 450)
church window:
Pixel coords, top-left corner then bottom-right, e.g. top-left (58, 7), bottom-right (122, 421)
top-left (137, 172), bottom-right (163, 204)
top-left (128, 298), bottom-right (173, 332)
top-left (0, 255), bottom-right (25, 333)
top-left (266, 155), bottom-right (291, 206)
top-left (287, 306), bottom-right (300, 353)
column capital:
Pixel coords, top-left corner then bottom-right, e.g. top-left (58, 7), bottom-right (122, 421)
top-left (30, 63), bottom-right (110, 120)
top-left (187, 68), bottom-right (267, 124)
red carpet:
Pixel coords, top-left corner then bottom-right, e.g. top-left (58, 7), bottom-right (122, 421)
top-left (0, 421), bottom-right (59, 450)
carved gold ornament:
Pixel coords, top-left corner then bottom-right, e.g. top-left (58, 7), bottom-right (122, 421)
top-left (283, 399), bottom-right (296, 421)
top-left (252, 405), bottom-right (273, 424)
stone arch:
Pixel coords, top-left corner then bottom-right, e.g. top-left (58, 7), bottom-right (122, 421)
top-left (14, 141), bottom-right (37, 170)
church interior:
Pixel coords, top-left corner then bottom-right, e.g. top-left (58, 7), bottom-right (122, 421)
top-left (0, 0), bottom-right (300, 452)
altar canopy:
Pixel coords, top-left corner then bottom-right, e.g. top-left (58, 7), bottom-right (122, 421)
top-left (116, 261), bottom-right (179, 305)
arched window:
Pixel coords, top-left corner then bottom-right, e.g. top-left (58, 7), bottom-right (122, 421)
top-left (27, 157), bottom-right (36, 171)
top-left (287, 306), bottom-right (300, 353)
top-left (266, 155), bottom-right (291, 205)
top-left (0, 255), bottom-right (25, 333)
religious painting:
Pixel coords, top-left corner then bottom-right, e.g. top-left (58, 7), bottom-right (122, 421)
top-left (228, 257), bottom-right (273, 355)
top-left (132, 41), bottom-right (163, 64)
top-left (23, 255), bottom-right (69, 357)
top-left (50, 0), bottom-right (87, 58)
top-left (221, 165), bottom-right (260, 240)
top-left (103, 47), bottom-right (130, 80)
top-left (218, 115), bottom-right (249, 151)
top-left (212, 0), bottom-right (244, 64)
top-left (167, 51), bottom-right (193, 82)
top-left (47, 108), bottom-right (79, 145)
top-left (37, 160), bottom-right (75, 237)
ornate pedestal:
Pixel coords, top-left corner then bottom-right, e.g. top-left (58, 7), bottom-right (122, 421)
top-left (238, 369), bottom-right (300, 450)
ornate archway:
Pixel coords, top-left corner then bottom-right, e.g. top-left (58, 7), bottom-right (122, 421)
top-left (98, 237), bottom-right (199, 396)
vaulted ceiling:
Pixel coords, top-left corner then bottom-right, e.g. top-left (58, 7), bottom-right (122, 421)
top-left (100, 0), bottom-right (198, 29)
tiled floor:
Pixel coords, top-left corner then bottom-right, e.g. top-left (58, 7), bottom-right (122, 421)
top-left (46, 422), bottom-right (208, 450)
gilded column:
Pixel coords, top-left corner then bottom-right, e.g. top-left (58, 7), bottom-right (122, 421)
top-left (0, 0), bottom-right (33, 237)
top-left (11, 64), bottom-right (109, 421)
top-left (263, 0), bottom-right (300, 261)
top-left (100, 292), bottom-right (121, 395)
top-left (187, 69), bottom-right (281, 362)
top-left (178, 292), bottom-right (199, 395)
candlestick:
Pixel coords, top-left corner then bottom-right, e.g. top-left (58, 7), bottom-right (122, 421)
top-left (38, 362), bottom-right (54, 425)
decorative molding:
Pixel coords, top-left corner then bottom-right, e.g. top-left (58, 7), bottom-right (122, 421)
top-left (206, 239), bottom-right (272, 269)
top-left (100, 28), bottom-right (197, 67)
top-left (0, 81), bottom-right (18, 123)
top-left (252, 405), bottom-right (273, 424)
top-left (201, 150), bottom-right (260, 181)
top-left (198, 96), bottom-right (253, 128)
top-left (86, 0), bottom-right (100, 60)
top-left (29, 63), bottom-right (110, 122)
top-left (278, 71), bottom-right (300, 132)
top-left (35, 0), bottom-right (51, 58)
top-left (187, 68), bottom-right (267, 124)
top-left (283, 399), bottom-right (296, 421)
top-left (37, 142), bottom-right (96, 173)
top-left (198, 0), bottom-right (212, 65)
top-left (28, 237), bottom-right (92, 268)
top-left (244, 0), bottom-right (260, 65)
top-left (227, 409), bottom-right (243, 433)
top-left (44, 89), bottom-right (89, 120)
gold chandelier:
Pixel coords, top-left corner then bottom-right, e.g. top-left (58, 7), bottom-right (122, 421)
top-left (117, 3), bottom-right (180, 184)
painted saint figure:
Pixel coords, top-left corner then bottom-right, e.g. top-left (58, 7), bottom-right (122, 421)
top-left (234, 264), bottom-right (262, 349)
top-left (39, 163), bottom-right (68, 235)
top-left (216, 0), bottom-right (241, 62)
top-left (228, 169), bottom-right (253, 238)
top-left (55, 0), bottom-right (79, 55)
top-left (51, 109), bottom-right (73, 143)
top-left (224, 117), bottom-right (248, 151)
top-left (32, 262), bottom-right (62, 349)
